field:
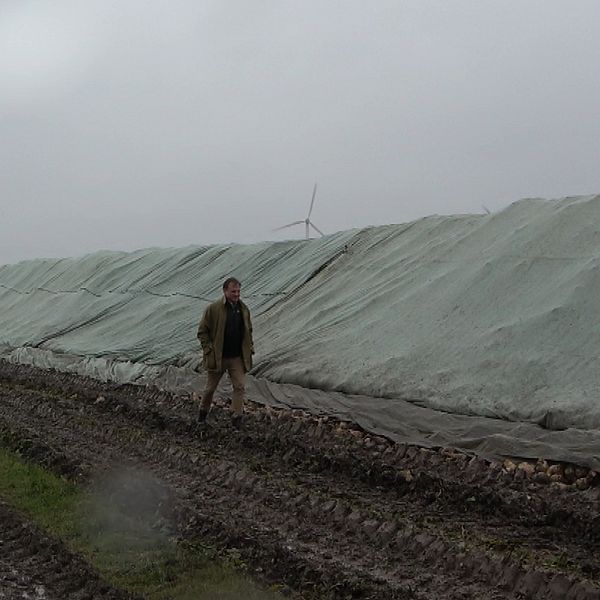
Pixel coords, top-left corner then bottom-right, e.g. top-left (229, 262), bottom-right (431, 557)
top-left (0, 360), bottom-right (599, 599)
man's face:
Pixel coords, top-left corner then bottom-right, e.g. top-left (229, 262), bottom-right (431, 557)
top-left (224, 283), bottom-right (241, 304)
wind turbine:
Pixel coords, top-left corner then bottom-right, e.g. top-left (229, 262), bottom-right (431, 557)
top-left (274, 183), bottom-right (325, 240)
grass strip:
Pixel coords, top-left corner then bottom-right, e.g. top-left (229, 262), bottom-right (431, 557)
top-left (0, 448), bottom-right (286, 599)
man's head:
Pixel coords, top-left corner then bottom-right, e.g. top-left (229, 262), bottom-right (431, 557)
top-left (223, 277), bottom-right (241, 304)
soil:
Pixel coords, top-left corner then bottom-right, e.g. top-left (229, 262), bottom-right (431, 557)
top-left (0, 360), bottom-right (599, 600)
top-left (0, 499), bottom-right (134, 600)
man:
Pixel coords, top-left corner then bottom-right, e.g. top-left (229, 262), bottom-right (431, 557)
top-left (196, 277), bottom-right (254, 428)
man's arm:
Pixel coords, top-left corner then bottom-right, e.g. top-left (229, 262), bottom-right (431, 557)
top-left (247, 310), bottom-right (254, 354)
top-left (197, 305), bottom-right (214, 353)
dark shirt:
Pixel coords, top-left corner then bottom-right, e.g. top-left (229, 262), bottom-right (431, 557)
top-left (222, 301), bottom-right (244, 358)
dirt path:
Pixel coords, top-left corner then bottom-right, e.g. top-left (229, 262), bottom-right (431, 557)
top-left (0, 361), bottom-right (599, 599)
top-left (0, 500), bottom-right (134, 600)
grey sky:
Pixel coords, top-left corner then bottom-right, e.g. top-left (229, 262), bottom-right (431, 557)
top-left (1, 1), bottom-right (600, 265)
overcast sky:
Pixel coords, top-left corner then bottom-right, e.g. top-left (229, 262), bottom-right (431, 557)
top-left (1, 1), bottom-right (600, 265)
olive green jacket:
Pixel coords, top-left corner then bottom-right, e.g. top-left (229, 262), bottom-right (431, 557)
top-left (197, 297), bottom-right (254, 373)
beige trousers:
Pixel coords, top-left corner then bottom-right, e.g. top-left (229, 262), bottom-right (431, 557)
top-left (201, 356), bottom-right (246, 416)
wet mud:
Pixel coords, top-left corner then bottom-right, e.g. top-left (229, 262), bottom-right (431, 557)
top-left (0, 500), bottom-right (134, 600)
top-left (0, 361), bottom-right (599, 599)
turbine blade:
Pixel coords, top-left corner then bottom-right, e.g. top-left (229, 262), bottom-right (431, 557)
top-left (309, 221), bottom-right (325, 236)
top-left (308, 183), bottom-right (318, 218)
top-left (273, 220), bottom-right (304, 232)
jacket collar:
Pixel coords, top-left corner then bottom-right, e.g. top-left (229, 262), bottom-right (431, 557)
top-left (222, 296), bottom-right (244, 308)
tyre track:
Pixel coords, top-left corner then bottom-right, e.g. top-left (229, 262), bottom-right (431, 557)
top-left (0, 501), bottom-right (135, 600)
top-left (0, 363), bottom-right (599, 599)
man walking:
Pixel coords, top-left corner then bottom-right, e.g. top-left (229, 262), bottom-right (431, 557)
top-left (197, 277), bottom-right (254, 428)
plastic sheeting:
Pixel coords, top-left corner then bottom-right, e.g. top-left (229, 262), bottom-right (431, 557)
top-left (0, 233), bottom-right (354, 364)
top-left (2, 194), bottom-right (600, 462)
top-left (256, 195), bottom-right (600, 431)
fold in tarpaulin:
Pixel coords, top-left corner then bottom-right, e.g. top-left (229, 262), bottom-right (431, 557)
top-left (2, 194), bottom-right (600, 463)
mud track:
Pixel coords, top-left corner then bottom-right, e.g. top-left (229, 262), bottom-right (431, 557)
top-left (0, 499), bottom-right (134, 600)
top-left (0, 361), bottom-right (599, 599)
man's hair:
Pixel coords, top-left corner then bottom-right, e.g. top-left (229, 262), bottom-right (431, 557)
top-left (223, 277), bottom-right (241, 290)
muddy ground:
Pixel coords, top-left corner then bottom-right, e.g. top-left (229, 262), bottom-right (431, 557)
top-left (0, 361), bottom-right (599, 600)
top-left (0, 498), bottom-right (135, 600)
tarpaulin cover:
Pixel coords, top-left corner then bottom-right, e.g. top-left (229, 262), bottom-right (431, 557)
top-left (2, 195), bottom-right (600, 467)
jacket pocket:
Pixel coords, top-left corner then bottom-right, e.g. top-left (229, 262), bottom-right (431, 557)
top-left (203, 348), bottom-right (217, 370)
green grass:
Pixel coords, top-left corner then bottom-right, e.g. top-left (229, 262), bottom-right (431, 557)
top-left (0, 447), bottom-right (80, 536)
top-left (0, 448), bottom-right (287, 599)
